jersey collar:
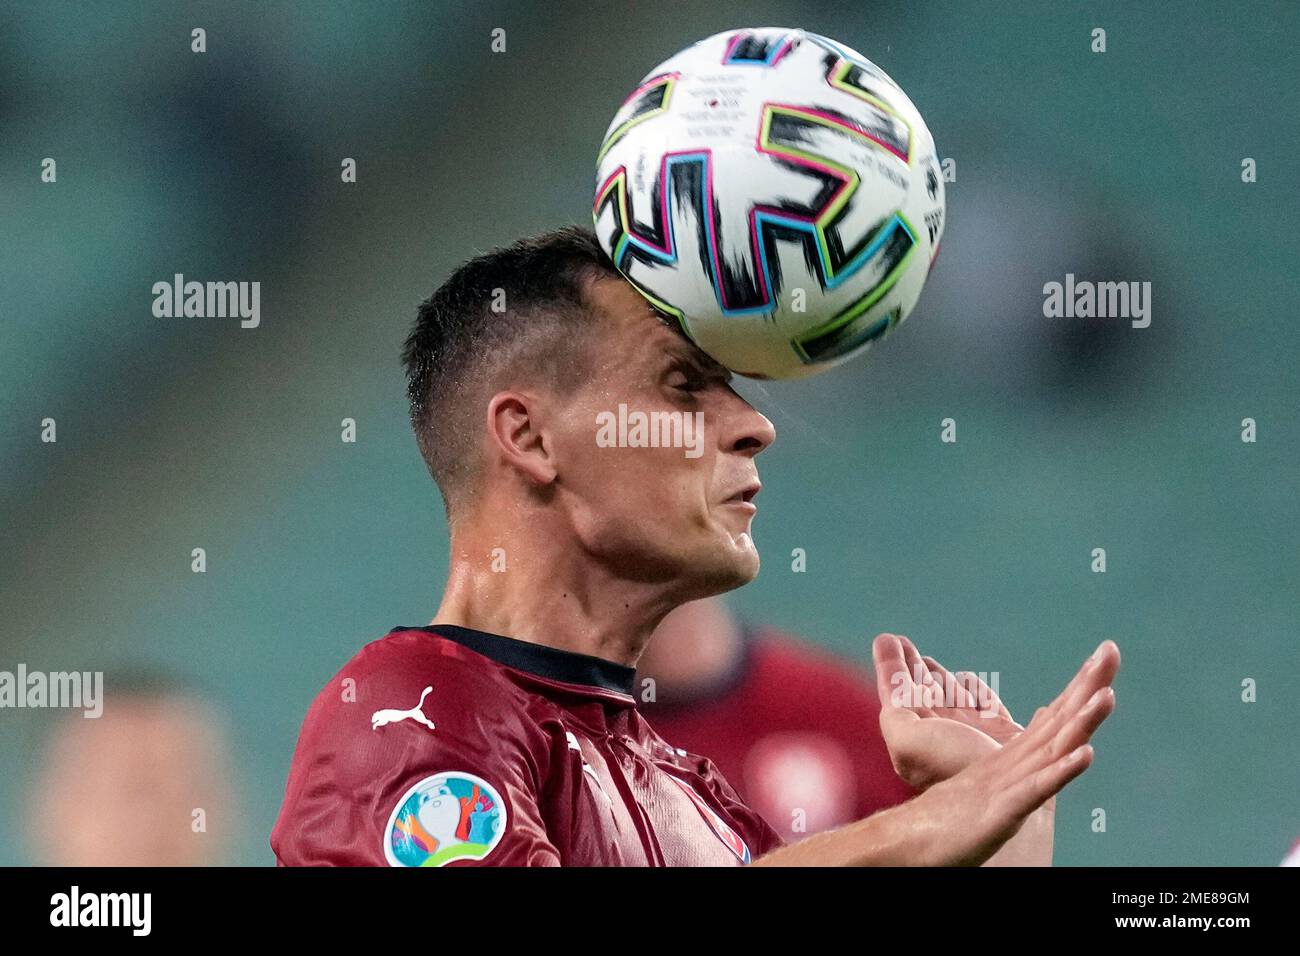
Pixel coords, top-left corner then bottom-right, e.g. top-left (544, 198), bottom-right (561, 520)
top-left (406, 624), bottom-right (637, 698)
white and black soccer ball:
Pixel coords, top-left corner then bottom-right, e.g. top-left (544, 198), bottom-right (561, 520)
top-left (593, 27), bottom-right (945, 379)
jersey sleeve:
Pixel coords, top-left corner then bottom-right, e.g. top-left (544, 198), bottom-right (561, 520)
top-left (271, 636), bottom-right (561, 867)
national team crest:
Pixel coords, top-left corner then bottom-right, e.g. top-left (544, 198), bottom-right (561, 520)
top-left (670, 777), bottom-right (752, 864)
top-left (383, 771), bottom-right (506, 867)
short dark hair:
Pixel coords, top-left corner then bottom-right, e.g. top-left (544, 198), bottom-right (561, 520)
top-left (402, 225), bottom-right (619, 515)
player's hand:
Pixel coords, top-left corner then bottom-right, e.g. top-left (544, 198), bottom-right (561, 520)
top-left (873, 633), bottom-right (1026, 790)
top-left (752, 640), bottom-right (1119, 867)
top-left (909, 640), bottom-right (1120, 865)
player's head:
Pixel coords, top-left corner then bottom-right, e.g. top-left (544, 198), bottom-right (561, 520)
top-left (403, 226), bottom-right (775, 598)
top-left (27, 672), bottom-right (236, 866)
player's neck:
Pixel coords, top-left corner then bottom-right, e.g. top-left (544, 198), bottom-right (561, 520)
top-left (430, 525), bottom-right (678, 668)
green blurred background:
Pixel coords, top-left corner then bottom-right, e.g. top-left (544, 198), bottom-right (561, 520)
top-left (1, 1), bottom-right (1296, 865)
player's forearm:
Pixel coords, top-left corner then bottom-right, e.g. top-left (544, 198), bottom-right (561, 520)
top-left (751, 788), bottom-right (957, 867)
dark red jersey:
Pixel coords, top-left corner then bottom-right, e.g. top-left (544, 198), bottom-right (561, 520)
top-left (271, 625), bottom-right (783, 866)
top-left (640, 629), bottom-right (915, 841)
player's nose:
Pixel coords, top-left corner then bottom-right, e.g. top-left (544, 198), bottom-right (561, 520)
top-left (727, 404), bottom-right (776, 457)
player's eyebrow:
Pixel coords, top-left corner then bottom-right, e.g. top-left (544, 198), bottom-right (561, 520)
top-left (663, 341), bottom-right (732, 383)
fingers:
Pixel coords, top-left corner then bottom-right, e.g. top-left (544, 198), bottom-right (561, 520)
top-left (997, 744), bottom-right (1094, 822)
top-left (1008, 641), bottom-right (1120, 756)
top-left (912, 639), bottom-right (1007, 720)
top-left (921, 654), bottom-right (1017, 729)
top-left (1026, 706), bottom-right (1049, 732)
top-left (958, 670), bottom-right (1015, 723)
top-left (872, 633), bottom-right (911, 707)
top-left (922, 656), bottom-right (993, 713)
top-left (876, 633), bottom-right (1120, 795)
top-left (920, 656), bottom-right (970, 708)
top-left (1009, 682), bottom-right (1116, 782)
top-left (873, 635), bottom-right (925, 734)
top-left (1048, 642), bottom-right (1119, 736)
top-left (922, 641), bottom-right (1120, 860)
top-left (1048, 686), bottom-right (1115, 761)
top-left (880, 633), bottom-right (1014, 720)
top-left (897, 635), bottom-right (928, 682)
top-left (899, 635), bottom-right (946, 715)
top-left (990, 699), bottom-right (1107, 820)
top-left (873, 634), bottom-right (935, 717)
top-left (1050, 641), bottom-right (1121, 723)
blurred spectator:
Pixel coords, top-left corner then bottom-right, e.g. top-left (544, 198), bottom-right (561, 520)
top-left (637, 599), bottom-right (913, 842)
top-left (1282, 837), bottom-right (1300, 867)
top-left (26, 673), bottom-right (237, 866)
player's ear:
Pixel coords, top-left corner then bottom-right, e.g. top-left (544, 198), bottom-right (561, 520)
top-left (485, 390), bottom-right (557, 488)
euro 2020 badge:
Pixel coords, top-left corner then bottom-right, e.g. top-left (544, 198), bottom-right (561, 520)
top-left (384, 771), bottom-right (506, 867)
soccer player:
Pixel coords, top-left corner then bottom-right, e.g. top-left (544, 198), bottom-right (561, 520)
top-left (271, 227), bottom-right (1119, 866)
top-left (637, 598), bottom-right (915, 841)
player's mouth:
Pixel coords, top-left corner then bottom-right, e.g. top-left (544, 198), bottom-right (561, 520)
top-left (720, 481), bottom-right (761, 516)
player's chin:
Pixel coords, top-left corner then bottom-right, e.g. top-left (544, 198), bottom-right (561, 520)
top-left (706, 522), bottom-right (761, 587)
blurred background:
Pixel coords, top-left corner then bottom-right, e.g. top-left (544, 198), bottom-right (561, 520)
top-left (1, 1), bottom-right (1296, 865)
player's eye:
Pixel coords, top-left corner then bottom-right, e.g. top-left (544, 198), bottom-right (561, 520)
top-left (666, 363), bottom-right (710, 393)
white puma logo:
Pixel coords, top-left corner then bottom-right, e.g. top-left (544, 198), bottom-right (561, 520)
top-left (566, 731), bottom-right (611, 804)
top-left (371, 686), bottom-right (435, 732)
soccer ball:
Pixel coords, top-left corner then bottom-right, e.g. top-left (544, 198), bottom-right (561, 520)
top-left (593, 27), bottom-right (945, 379)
